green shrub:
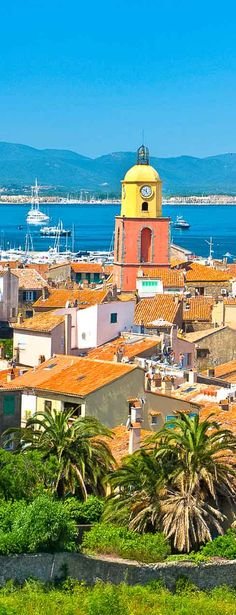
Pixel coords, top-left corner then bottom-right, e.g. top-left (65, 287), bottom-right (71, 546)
top-left (198, 528), bottom-right (236, 560)
top-left (64, 496), bottom-right (104, 524)
top-left (0, 495), bottom-right (77, 554)
top-left (0, 449), bottom-right (58, 501)
top-left (82, 522), bottom-right (170, 563)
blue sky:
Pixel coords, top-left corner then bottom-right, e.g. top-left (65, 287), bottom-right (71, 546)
top-left (1, 0), bottom-right (236, 158)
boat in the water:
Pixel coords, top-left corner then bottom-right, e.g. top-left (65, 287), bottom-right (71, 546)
top-left (26, 179), bottom-right (50, 226)
top-left (173, 215), bottom-right (190, 229)
top-left (40, 220), bottom-right (71, 237)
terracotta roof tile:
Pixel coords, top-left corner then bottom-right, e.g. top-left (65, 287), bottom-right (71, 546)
top-left (140, 268), bottom-right (185, 288)
top-left (200, 403), bottom-right (236, 436)
top-left (14, 311), bottom-right (65, 333)
top-left (2, 354), bottom-right (137, 397)
top-left (13, 269), bottom-right (48, 290)
top-left (134, 294), bottom-right (181, 326)
top-left (183, 298), bottom-right (213, 321)
top-left (203, 359), bottom-right (236, 380)
top-left (102, 425), bottom-right (150, 465)
top-left (88, 336), bottom-right (160, 361)
top-left (185, 263), bottom-right (231, 283)
top-left (71, 263), bottom-right (104, 274)
top-left (33, 288), bottom-right (109, 309)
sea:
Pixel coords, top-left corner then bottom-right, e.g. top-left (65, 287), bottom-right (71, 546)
top-left (0, 203), bottom-right (236, 260)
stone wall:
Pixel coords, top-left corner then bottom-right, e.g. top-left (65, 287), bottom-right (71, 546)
top-left (0, 553), bottom-right (235, 591)
top-left (186, 281), bottom-right (231, 299)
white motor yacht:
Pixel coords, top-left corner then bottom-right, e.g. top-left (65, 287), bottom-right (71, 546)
top-left (26, 179), bottom-right (50, 226)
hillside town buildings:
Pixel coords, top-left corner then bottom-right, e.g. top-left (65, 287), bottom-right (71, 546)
top-left (0, 145), bottom-right (236, 447)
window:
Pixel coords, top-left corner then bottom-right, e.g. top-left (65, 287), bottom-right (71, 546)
top-left (197, 348), bottom-right (209, 358)
top-left (64, 401), bottom-right (82, 418)
top-left (142, 201), bottom-right (148, 212)
top-left (165, 415), bottom-right (176, 429)
top-left (44, 400), bottom-right (52, 412)
top-left (82, 332), bottom-right (86, 340)
top-left (24, 291), bottom-right (35, 302)
top-left (150, 415), bottom-right (158, 425)
top-left (140, 227), bottom-right (152, 263)
top-left (110, 313), bottom-right (117, 324)
top-left (11, 308), bottom-right (16, 318)
top-left (3, 396), bottom-right (15, 416)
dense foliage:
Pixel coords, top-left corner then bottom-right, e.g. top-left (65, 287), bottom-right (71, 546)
top-left (0, 496), bottom-right (77, 554)
top-left (104, 413), bottom-right (236, 552)
top-left (64, 496), bottom-right (105, 524)
top-left (4, 410), bottom-right (115, 499)
top-left (0, 580), bottom-right (235, 615)
top-left (0, 449), bottom-right (57, 501)
top-left (198, 528), bottom-right (236, 560)
top-left (82, 522), bottom-right (170, 563)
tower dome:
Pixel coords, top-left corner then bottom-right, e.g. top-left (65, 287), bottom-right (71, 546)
top-left (123, 144), bottom-right (160, 183)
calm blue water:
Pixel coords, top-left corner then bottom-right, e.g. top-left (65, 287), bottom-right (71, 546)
top-left (0, 203), bottom-right (236, 259)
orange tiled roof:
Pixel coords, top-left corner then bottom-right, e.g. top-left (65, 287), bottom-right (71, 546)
top-left (224, 297), bottom-right (236, 305)
top-left (0, 367), bottom-right (28, 387)
top-left (13, 268), bottom-right (48, 290)
top-left (226, 263), bottom-right (236, 277)
top-left (25, 264), bottom-right (49, 279)
top-left (2, 354), bottom-right (137, 397)
top-left (134, 294), bottom-right (181, 326)
top-left (203, 359), bottom-right (236, 380)
top-left (183, 297), bottom-right (213, 321)
top-left (0, 261), bottom-right (20, 269)
top-left (14, 311), bottom-right (65, 333)
top-left (140, 268), bottom-right (185, 288)
top-left (102, 425), bottom-right (151, 465)
top-left (33, 288), bottom-right (109, 309)
top-left (88, 336), bottom-right (160, 361)
top-left (71, 263), bottom-right (104, 274)
top-left (170, 258), bottom-right (188, 268)
top-left (185, 263), bottom-right (231, 283)
top-left (200, 403), bottom-right (236, 436)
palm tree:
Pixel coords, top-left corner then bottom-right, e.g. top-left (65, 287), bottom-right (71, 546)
top-left (104, 413), bottom-right (236, 552)
top-left (148, 412), bottom-right (236, 551)
top-left (104, 448), bottom-right (167, 532)
top-left (4, 409), bottom-right (114, 500)
top-left (149, 413), bottom-right (236, 504)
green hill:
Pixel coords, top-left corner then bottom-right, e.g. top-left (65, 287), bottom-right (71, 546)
top-left (0, 142), bottom-right (236, 194)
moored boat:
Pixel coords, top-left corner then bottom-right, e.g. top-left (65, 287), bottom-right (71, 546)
top-left (26, 179), bottom-right (50, 226)
top-left (40, 220), bottom-right (71, 237)
top-left (173, 215), bottom-right (190, 229)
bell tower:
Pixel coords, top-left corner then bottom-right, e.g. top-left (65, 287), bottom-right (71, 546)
top-left (113, 145), bottom-right (170, 292)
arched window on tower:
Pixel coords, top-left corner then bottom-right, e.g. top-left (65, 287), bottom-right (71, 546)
top-left (140, 227), bottom-right (152, 263)
top-left (116, 227), bottom-right (120, 261)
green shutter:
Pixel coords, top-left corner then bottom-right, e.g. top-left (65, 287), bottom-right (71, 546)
top-left (3, 396), bottom-right (15, 416)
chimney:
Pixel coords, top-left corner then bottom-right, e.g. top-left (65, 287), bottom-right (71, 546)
top-left (17, 313), bottom-right (24, 325)
top-left (188, 369), bottom-right (198, 384)
top-left (7, 370), bottom-right (15, 382)
top-left (219, 400), bottom-right (230, 411)
top-left (161, 376), bottom-right (173, 393)
top-left (207, 368), bottom-right (215, 377)
top-left (128, 402), bottom-right (142, 454)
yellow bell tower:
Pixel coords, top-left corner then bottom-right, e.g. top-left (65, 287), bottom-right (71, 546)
top-left (121, 145), bottom-right (162, 218)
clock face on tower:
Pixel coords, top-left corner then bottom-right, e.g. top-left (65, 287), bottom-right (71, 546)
top-left (140, 185), bottom-right (152, 198)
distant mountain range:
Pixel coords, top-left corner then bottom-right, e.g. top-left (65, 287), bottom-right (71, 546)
top-left (0, 142), bottom-right (236, 195)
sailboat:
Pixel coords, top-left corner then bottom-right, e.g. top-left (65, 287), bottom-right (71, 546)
top-left (26, 179), bottom-right (50, 226)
